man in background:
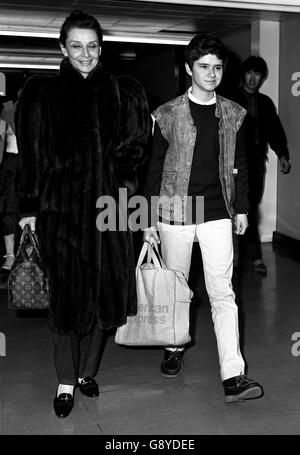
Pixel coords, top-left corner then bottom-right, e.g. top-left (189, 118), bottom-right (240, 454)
top-left (234, 56), bottom-right (291, 275)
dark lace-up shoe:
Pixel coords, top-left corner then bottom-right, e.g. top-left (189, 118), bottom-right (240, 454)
top-left (78, 376), bottom-right (99, 397)
top-left (53, 393), bottom-right (74, 418)
top-left (160, 349), bottom-right (184, 377)
top-left (252, 260), bottom-right (267, 275)
top-left (223, 374), bottom-right (263, 403)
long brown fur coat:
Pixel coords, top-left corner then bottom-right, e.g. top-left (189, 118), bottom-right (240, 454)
top-left (15, 59), bottom-right (150, 334)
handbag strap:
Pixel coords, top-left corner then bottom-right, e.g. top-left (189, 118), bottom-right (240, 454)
top-left (17, 225), bottom-right (41, 261)
top-left (137, 242), bottom-right (165, 269)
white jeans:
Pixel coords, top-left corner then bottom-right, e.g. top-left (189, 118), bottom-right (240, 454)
top-left (158, 219), bottom-right (245, 381)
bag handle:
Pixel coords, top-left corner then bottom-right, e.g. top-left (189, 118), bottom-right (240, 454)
top-left (137, 242), bottom-right (165, 269)
top-left (17, 224), bottom-right (41, 261)
top-left (147, 243), bottom-right (162, 268)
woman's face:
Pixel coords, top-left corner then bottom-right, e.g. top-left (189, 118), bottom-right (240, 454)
top-left (60, 27), bottom-right (101, 78)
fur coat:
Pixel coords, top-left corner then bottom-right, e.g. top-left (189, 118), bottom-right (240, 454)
top-left (15, 59), bottom-right (150, 334)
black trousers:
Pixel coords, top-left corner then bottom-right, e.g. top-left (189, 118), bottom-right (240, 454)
top-left (241, 152), bottom-right (266, 262)
top-left (244, 201), bottom-right (262, 261)
top-left (53, 320), bottom-right (105, 385)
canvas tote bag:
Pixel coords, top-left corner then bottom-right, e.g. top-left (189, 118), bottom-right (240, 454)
top-left (115, 242), bottom-right (192, 346)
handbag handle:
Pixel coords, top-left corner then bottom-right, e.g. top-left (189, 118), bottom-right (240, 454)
top-left (17, 224), bottom-right (41, 261)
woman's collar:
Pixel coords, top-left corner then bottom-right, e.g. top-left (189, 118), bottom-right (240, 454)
top-left (59, 58), bottom-right (103, 81)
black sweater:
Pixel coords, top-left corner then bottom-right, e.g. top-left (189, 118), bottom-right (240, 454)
top-left (188, 101), bottom-right (228, 222)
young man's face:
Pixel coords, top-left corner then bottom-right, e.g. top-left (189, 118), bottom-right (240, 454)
top-left (243, 70), bottom-right (263, 94)
top-left (185, 54), bottom-right (223, 100)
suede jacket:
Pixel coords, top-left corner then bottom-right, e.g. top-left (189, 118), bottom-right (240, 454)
top-left (152, 90), bottom-right (246, 222)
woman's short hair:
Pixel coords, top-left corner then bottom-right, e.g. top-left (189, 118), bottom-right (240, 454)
top-left (185, 34), bottom-right (227, 70)
top-left (59, 10), bottom-right (103, 46)
top-left (241, 56), bottom-right (268, 79)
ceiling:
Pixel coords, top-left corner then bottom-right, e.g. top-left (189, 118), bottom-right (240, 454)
top-left (0, 0), bottom-right (300, 69)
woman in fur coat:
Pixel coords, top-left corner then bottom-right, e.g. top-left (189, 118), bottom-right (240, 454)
top-left (15, 10), bottom-right (150, 418)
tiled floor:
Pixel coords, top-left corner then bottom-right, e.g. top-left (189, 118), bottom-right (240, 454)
top-left (1, 242), bottom-right (300, 435)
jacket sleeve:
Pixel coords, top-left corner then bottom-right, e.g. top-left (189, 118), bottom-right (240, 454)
top-left (142, 121), bottom-right (168, 228)
top-left (15, 76), bottom-right (50, 216)
top-left (142, 121), bottom-right (168, 198)
top-left (264, 96), bottom-right (289, 159)
top-left (115, 75), bottom-right (151, 194)
top-left (234, 121), bottom-right (249, 214)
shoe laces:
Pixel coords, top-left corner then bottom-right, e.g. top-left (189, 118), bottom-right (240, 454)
top-left (236, 374), bottom-right (253, 385)
top-left (58, 393), bottom-right (72, 401)
top-left (166, 350), bottom-right (183, 362)
top-left (80, 376), bottom-right (93, 385)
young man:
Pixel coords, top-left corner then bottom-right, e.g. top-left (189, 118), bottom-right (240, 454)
top-left (234, 56), bottom-right (291, 274)
top-left (143, 35), bottom-right (263, 402)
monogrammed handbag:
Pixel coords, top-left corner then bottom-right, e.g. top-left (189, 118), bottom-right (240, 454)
top-left (8, 225), bottom-right (50, 309)
top-left (115, 242), bottom-right (192, 346)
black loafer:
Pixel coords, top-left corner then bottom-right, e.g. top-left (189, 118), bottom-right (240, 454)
top-left (78, 377), bottom-right (99, 397)
top-left (53, 393), bottom-right (74, 418)
top-left (160, 349), bottom-right (184, 377)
